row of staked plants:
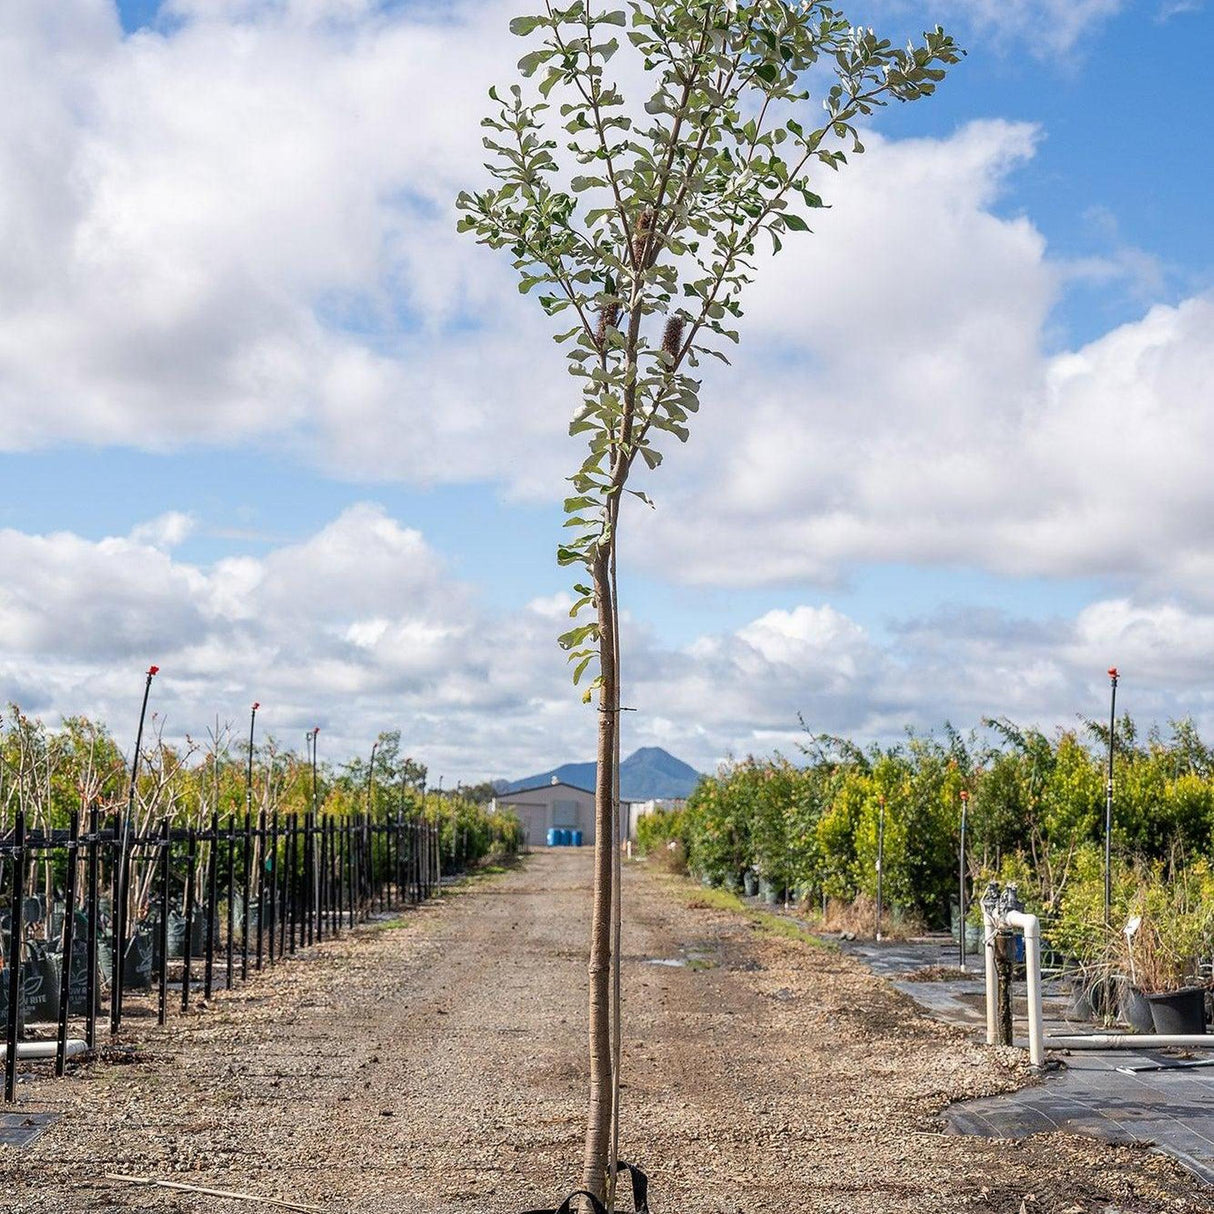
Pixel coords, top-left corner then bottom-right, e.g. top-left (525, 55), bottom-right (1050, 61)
top-left (637, 716), bottom-right (1214, 994)
top-left (0, 706), bottom-right (523, 882)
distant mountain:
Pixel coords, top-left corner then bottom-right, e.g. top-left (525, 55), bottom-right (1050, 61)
top-left (498, 746), bottom-right (703, 801)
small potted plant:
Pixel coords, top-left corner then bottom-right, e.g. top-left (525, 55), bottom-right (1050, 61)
top-left (1120, 873), bottom-right (1214, 1035)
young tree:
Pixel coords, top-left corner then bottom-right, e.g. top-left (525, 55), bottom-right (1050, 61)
top-left (457, 2), bottom-right (960, 1202)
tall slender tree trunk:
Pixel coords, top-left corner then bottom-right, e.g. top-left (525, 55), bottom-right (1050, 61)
top-left (582, 543), bottom-right (617, 1202)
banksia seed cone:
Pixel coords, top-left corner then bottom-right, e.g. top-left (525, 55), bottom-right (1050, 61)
top-left (631, 207), bottom-right (654, 267)
top-left (661, 315), bottom-right (685, 361)
top-left (596, 302), bottom-right (622, 350)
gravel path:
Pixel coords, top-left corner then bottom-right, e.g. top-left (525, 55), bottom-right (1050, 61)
top-left (1, 850), bottom-right (1210, 1214)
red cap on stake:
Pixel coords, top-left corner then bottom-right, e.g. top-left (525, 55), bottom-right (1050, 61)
top-left (148, 665), bottom-right (159, 677)
top-left (960, 789), bottom-right (969, 802)
top-left (1108, 666), bottom-right (1119, 680)
top-left (252, 702), bottom-right (260, 711)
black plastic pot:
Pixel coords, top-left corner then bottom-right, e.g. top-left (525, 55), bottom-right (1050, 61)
top-left (758, 876), bottom-right (783, 906)
top-left (1146, 986), bottom-right (1207, 1035)
top-left (1115, 977), bottom-right (1155, 1033)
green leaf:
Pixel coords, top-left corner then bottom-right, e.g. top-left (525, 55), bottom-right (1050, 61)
top-left (558, 623), bottom-right (599, 650)
top-left (518, 49), bottom-right (552, 77)
top-left (508, 15), bottom-right (545, 35)
top-left (599, 9), bottom-right (626, 26)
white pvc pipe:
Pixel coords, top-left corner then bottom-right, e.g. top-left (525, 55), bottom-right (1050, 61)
top-left (1006, 909), bottom-right (1044, 1068)
top-left (982, 906), bottom-right (998, 1046)
top-left (1047, 1033), bottom-right (1213, 1050)
top-left (0, 1039), bottom-right (88, 1061)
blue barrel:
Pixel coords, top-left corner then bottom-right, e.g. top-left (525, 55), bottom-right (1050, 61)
top-left (560, 829), bottom-right (573, 846)
top-left (546, 828), bottom-right (560, 847)
top-left (572, 830), bottom-right (584, 847)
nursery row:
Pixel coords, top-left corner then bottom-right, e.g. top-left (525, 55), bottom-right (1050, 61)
top-left (0, 708), bottom-right (517, 853)
top-left (1, 725), bottom-right (524, 1102)
top-left (638, 718), bottom-right (1214, 1010)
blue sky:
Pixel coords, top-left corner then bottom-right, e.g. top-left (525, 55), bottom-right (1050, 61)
top-left (0, 0), bottom-right (1211, 781)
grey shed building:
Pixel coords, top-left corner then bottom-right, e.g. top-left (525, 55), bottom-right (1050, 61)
top-left (492, 779), bottom-right (625, 848)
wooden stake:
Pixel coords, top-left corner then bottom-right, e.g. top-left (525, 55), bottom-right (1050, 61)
top-left (102, 1174), bottom-right (325, 1212)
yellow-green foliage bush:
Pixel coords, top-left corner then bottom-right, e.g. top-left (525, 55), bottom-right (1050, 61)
top-left (635, 806), bottom-right (686, 855)
top-left (684, 718), bottom-right (1214, 931)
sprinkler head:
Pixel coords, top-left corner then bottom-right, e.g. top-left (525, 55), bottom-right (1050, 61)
top-left (252, 702), bottom-right (260, 711)
top-left (1108, 666), bottom-right (1119, 680)
top-left (147, 665), bottom-right (160, 677)
top-left (960, 790), bottom-right (969, 802)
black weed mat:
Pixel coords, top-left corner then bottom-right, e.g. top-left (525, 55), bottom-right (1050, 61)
top-left (837, 934), bottom-right (1214, 1187)
top-left (0, 1111), bottom-right (59, 1151)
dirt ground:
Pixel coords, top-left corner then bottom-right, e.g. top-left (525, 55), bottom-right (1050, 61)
top-left (1, 850), bottom-right (1211, 1214)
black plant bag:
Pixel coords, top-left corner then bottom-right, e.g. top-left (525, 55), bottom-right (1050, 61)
top-left (522, 1162), bottom-right (650, 1214)
top-left (123, 925), bottom-right (155, 990)
top-left (0, 939), bottom-right (61, 1026)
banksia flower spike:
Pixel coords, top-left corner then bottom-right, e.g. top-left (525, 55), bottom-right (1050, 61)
top-left (660, 315), bottom-right (685, 363)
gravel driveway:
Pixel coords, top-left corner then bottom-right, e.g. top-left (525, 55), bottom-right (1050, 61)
top-left (1, 850), bottom-right (1209, 1213)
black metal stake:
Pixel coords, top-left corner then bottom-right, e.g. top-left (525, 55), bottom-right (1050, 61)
top-left (85, 806), bottom-right (99, 1051)
top-left (317, 817), bottom-right (327, 944)
top-left (182, 828), bottom-right (196, 1013)
top-left (1105, 666), bottom-right (1119, 926)
top-left (348, 819), bottom-right (356, 927)
top-left (157, 818), bottom-right (170, 1025)
top-left (959, 790), bottom-right (969, 970)
top-left (328, 816), bottom-right (338, 935)
top-left (287, 814), bottom-right (297, 956)
top-left (204, 811), bottom-right (218, 1001)
top-left (305, 812), bottom-right (315, 948)
top-left (5, 809), bottom-right (26, 1103)
top-left (113, 664), bottom-right (158, 1036)
top-left (241, 811), bottom-right (251, 981)
top-left (109, 812), bottom-right (130, 1036)
top-left (277, 813), bottom-right (288, 960)
top-left (225, 817), bottom-right (235, 991)
top-left (256, 810), bottom-right (266, 971)
top-left (55, 813), bottom-right (79, 1076)
top-left (268, 811), bottom-right (279, 964)
top-left (336, 818), bottom-right (345, 930)
top-left (246, 702), bottom-right (259, 975)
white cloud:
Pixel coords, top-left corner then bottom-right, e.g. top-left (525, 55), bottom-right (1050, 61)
top-left (3, 4), bottom-right (1203, 577)
top-left (628, 119), bottom-right (1214, 593)
top-left (4, 506), bottom-right (1214, 778)
top-left (856, 0), bottom-right (1126, 56)
top-left (2, 0), bottom-right (1211, 776)
top-left (129, 511), bottom-right (196, 549)
top-left (0, 0), bottom-right (573, 486)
